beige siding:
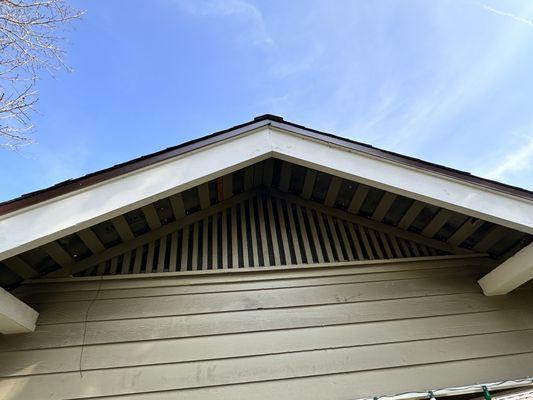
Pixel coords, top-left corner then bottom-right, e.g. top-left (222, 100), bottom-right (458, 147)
top-left (1, 256), bottom-right (533, 399)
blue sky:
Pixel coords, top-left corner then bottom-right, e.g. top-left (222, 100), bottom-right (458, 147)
top-left (1, 0), bottom-right (533, 202)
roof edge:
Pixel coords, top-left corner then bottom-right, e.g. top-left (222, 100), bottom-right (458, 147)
top-left (1, 114), bottom-right (531, 217)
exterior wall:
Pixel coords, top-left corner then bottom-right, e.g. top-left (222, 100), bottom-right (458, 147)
top-left (1, 255), bottom-right (533, 399)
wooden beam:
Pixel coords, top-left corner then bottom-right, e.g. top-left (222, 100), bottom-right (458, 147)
top-left (3, 256), bottom-right (38, 279)
top-left (421, 209), bottom-right (452, 238)
top-left (324, 176), bottom-right (343, 207)
top-left (42, 241), bottom-right (74, 267)
top-left (397, 201), bottom-right (425, 230)
top-left (222, 174), bottom-right (233, 200)
top-left (371, 192), bottom-right (396, 222)
top-left (77, 228), bottom-right (105, 254)
top-left (197, 183), bottom-right (211, 210)
top-left (478, 242), bottom-right (533, 295)
top-left (301, 169), bottom-right (317, 199)
top-left (0, 286), bottom-right (38, 334)
top-left (243, 167), bottom-right (254, 192)
top-left (49, 191), bottom-right (258, 277)
top-left (447, 218), bottom-right (484, 246)
top-left (169, 193), bottom-right (186, 220)
top-left (262, 158), bottom-right (274, 187)
top-left (111, 215), bottom-right (135, 242)
top-left (473, 226), bottom-right (507, 253)
top-left (278, 161), bottom-right (292, 192)
top-left (141, 204), bottom-right (162, 231)
top-left (347, 184), bottom-right (369, 214)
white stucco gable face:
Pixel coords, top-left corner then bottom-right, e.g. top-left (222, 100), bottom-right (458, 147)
top-left (1, 118), bottom-right (532, 295)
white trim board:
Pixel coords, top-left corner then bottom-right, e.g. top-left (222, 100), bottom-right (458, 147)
top-left (0, 128), bottom-right (273, 261)
top-left (0, 286), bottom-right (38, 334)
top-left (1, 125), bottom-right (532, 263)
top-left (478, 242), bottom-right (533, 295)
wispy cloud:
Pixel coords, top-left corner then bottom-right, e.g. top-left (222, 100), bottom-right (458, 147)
top-left (478, 2), bottom-right (533, 27)
top-left (174, 0), bottom-right (274, 46)
top-left (475, 122), bottom-right (533, 185)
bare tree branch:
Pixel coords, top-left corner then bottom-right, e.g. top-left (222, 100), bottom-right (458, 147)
top-left (0, 0), bottom-right (82, 148)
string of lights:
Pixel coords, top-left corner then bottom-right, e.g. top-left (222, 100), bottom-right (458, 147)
top-left (362, 377), bottom-right (533, 400)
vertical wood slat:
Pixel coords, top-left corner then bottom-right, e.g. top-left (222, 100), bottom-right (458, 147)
top-left (109, 257), bottom-right (118, 274)
top-left (221, 208), bottom-right (229, 268)
top-left (357, 225), bottom-right (375, 260)
top-left (240, 202), bottom-right (249, 267)
top-left (368, 229), bottom-right (385, 259)
top-left (257, 195), bottom-right (270, 267)
top-left (348, 223), bottom-right (365, 260)
top-left (132, 246), bottom-right (143, 274)
top-left (275, 198), bottom-right (292, 265)
top-left (212, 213), bottom-right (218, 269)
top-left (192, 222), bottom-right (199, 270)
top-left (399, 238), bottom-right (412, 257)
top-left (316, 212), bottom-right (334, 262)
top-left (202, 218), bottom-right (209, 270)
top-left (378, 231), bottom-right (394, 258)
top-left (337, 221), bottom-right (355, 261)
top-left (326, 215), bottom-right (344, 261)
top-left (248, 198), bottom-right (259, 266)
top-left (295, 205), bottom-right (314, 263)
top-left (121, 251), bottom-right (131, 274)
top-left (390, 236), bottom-right (403, 258)
top-left (266, 196), bottom-right (281, 266)
top-left (305, 208), bottom-right (325, 263)
top-left (157, 236), bottom-right (166, 273)
top-left (97, 261), bottom-right (106, 276)
top-left (168, 231), bottom-right (178, 272)
top-left (145, 241), bottom-right (155, 273)
top-left (181, 226), bottom-right (189, 271)
top-left (75, 191), bottom-right (451, 277)
top-left (231, 205), bottom-right (238, 267)
top-left (285, 201), bottom-right (302, 264)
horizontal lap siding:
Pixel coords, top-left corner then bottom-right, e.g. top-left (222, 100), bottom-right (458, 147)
top-left (1, 258), bottom-right (533, 400)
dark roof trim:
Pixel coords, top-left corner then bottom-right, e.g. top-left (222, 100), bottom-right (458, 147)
top-left (1, 114), bottom-right (531, 216)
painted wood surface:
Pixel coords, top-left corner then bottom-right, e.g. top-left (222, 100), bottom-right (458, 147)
top-left (1, 256), bottom-right (533, 399)
top-left (72, 191), bottom-right (451, 277)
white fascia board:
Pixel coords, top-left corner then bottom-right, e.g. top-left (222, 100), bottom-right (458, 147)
top-left (1, 124), bottom-right (532, 263)
top-left (478, 242), bottom-right (533, 295)
top-left (0, 287), bottom-right (38, 334)
top-left (0, 128), bottom-right (273, 261)
top-left (268, 127), bottom-right (533, 234)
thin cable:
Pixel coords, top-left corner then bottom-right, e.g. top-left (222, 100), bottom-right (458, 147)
top-left (78, 276), bottom-right (103, 378)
